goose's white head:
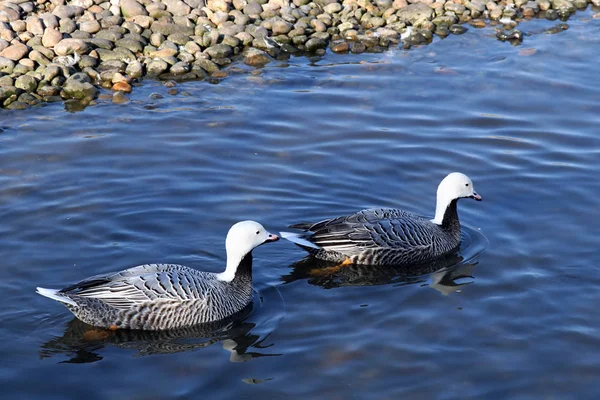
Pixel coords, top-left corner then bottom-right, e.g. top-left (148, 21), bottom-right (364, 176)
top-left (219, 221), bottom-right (279, 282)
top-left (226, 220), bottom-right (279, 256)
top-left (432, 172), bottom-right (481, 225)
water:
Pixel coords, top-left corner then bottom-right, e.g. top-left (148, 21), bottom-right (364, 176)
top-left (2, 11), bottom-right (600, 399)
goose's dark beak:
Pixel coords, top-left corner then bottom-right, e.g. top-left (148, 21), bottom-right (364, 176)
top-left (264, 233), bottom-right (279, 243)
top-left (472, 192), bottom-right (482, 201)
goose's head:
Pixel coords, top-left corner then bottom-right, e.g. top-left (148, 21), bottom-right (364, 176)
top-left (432, 172), bottom-right (481, 225)
top-left (225, 220), bottom-right (279, 258)
top-left (437, 172), bottom-right (482, 202)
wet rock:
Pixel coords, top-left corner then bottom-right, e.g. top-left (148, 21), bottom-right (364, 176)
top-left (170, 61), bottom-right (190, 74)
top-left (112, 81), bottom-right (132, 92)
top-left (194, 57), bottom-right (220, 73)
top-left (126, 60), bottom-right (144, 78)
top-left (449, 24), bottom-right (468, 35)
top-left (147, 59), bottom-right (169, 76)
top-left (496, 28), bottom-right (523, 42)
top-left (112, 91), bottom-right (129, 104)
top-left (206, 43), bottom-right (233, 58)
top-left (0, 42), bottom-right (28, 61)
top-left (243, 47), bottom-right (270, 65)
top-left (5, 101), bottom-right (28, 110)
top-left (63, 72), bottom-right (98, 100)
top-left (305, 37), bottom-right (327, 52)
top-left (43, 64), bottom-right (62, 81)
top-left (15, 74), bottom-right (37, 92)
top-left (330, 40), bottom-right (349, 53)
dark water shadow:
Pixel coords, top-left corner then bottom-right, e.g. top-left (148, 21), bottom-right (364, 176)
top-left (39, 286), bottom-right (285, 364)
top-left (281, 225), bottom-right (488, 292)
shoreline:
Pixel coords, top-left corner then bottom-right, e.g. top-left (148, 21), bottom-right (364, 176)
top-left (0, 0), bottom-right (598, 110)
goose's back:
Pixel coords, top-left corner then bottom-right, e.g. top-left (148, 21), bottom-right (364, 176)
top-left (296, 208), bottom-right (461, 265)
top-left (61, 264), bottom-right (253, 330)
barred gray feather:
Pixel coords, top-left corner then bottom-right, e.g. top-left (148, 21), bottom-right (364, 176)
top-left (288, 205), bottom-right (462, 266)
top-left (54, 262), bottom-right (253, 330)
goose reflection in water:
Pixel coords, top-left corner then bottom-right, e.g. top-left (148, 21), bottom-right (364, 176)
top-left (281, 252), bottom-right (478, 293)
top-left (39, 303), bottom-right (281, 364)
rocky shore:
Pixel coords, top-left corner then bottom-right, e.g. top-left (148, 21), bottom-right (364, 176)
top-left (0, 0), bottom-right (597, 109)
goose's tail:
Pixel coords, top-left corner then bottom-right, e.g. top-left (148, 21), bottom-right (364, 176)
top-left (36, 287), bottom-right (77, 306)
top-left (280, 231), bottom-right (321, 250)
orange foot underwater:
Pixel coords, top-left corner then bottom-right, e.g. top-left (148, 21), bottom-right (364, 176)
top-left (309, 257), bottom-right (353, 276)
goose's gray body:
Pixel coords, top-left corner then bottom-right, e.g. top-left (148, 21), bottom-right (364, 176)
top-left (287, 205), bottom-right (461, 266)
top-left (283, 172), bottom-right (481, 266)
top-left (37, 220), bottom-right (279, 331)
top-left (38, 260), bottom-right (253, 330)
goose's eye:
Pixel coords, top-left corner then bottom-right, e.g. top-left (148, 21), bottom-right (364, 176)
top-left (465, 183), bottom-right (469, 187)
top-left (256, 231), bottom-right (260, 235)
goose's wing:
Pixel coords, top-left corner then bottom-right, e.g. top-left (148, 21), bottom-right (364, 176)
top-left (59, 264), bottom-right (213, 309)
top-left (291, 208), bottom-right (435, 252)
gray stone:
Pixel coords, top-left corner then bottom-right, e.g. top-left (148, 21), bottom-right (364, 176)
top-left (167, 33), bottom-right (191, 45)
top-left (323, 2), bottom-right (342, 13)
top-left (95, 30), bottom-right (123, 42)
top-left (15, 74), bottom-right (37, 92)
top-left (126, 60), bottom-right (144, 78)
top-left (29, 49), bottom-right (51, 65)
top-left (397, 3), bottom-right (434, 24)
top-left (54, 38), bottom-right (88, 56)
top-left (305, 37), bottom-right (327, 51)
top-left (243, 47), bottom-right (270, 65)
top-left (243, 2), bottom-right (263, 16)
top-left (115, 38), bottom-right (144, 53)
top-left (78, 55), bottom-right (98, 68)
top-left (40, 14), bottom-right (59, 29)
top-left (272, 18), bottom-right (293, 34)
top-left (96, 47), bottom-right (136, 62)
top-left (5, 101), bottom-right (28, 110)
top-left (147, 59), bottom-right (169, 75)
top-left (43, 64), bottom-right (62, 81)
top-left (194, 57), bottom-right (219, 73)
top-left (120, 0), bottom-right (148, 18)
top-left (79, 20), bottom-right (101, 34)
top-left (170, 61), bottom-right (190, 74)
top-left (0, 56), bottom-right (15, 73)
top-left (151, 22), bottom-right (194, 36)
top-left (205, 43), bottom-right (233, 58)
top-left (164, 0), bottom-right (191, 16)
top-left (63, 72), bottom-right (98, 100)
top-left (52, 6), bottom-right (85, 20)
top-left (59, 18), bottom-right (77, 34)
top-left (85, 38), bottom-right (115, 50)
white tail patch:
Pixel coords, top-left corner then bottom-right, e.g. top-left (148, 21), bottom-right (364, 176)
top-left (280, 231), bottom-right (321, 250)
top-left (36, 287), bottom-right (77, 306)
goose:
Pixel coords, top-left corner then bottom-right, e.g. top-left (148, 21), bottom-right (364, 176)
top-left (281, 172), bottom-right (481, 267)
top-left (36, 221), bottom-right (279, 331)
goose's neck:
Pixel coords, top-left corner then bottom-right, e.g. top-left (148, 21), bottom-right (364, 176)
top-left (217, 251), bottom-right (253, 282)
top-left (432, 197), bottom-right (460, 230)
